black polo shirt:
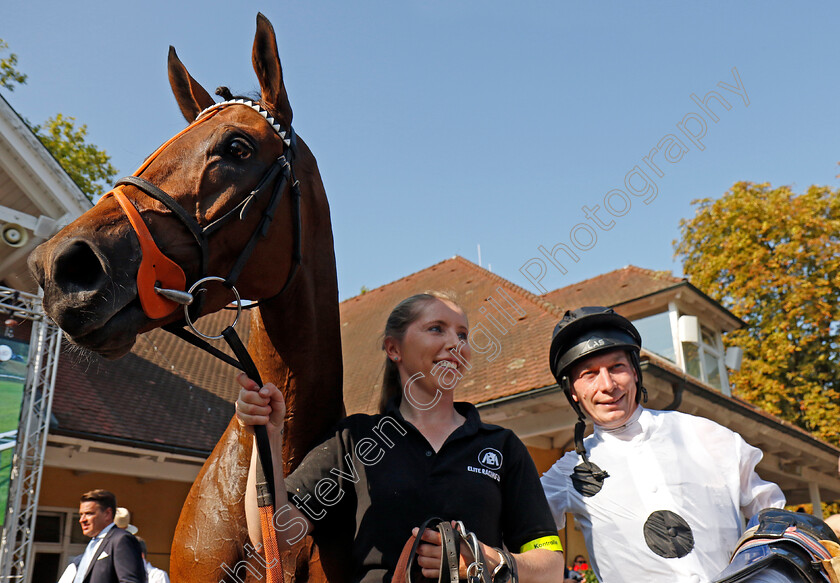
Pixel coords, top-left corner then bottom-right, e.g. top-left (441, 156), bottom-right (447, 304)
top-left (285, 398), bottom-right (558, 583)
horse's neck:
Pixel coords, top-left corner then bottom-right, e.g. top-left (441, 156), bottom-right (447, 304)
top-left (249, 265), bottom-right (344, 473)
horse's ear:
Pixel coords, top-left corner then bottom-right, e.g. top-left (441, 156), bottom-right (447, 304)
top-left (168, 46), bottom-right (215, 122)
top-left (252, 13), bottom-right (293, 126)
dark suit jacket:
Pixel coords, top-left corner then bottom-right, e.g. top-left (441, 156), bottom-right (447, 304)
top-left (80, 525), bottom-right (146, 583)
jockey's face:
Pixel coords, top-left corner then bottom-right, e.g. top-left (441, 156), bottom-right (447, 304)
top-left (569, 349), bottom-right (638, 429)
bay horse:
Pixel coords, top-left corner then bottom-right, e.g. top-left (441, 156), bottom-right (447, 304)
top-left (27, 14), bottom-right (345, 583)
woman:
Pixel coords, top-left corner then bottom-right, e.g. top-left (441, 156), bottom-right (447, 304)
top-left (236, 292), bottom-right (565, 582)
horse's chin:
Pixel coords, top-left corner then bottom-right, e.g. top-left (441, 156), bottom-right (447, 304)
top-left (63, 302), bottom-right (148, 359)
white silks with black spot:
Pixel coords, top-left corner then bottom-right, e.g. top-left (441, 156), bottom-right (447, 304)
top-left (540, 407), bottom-right (785, 583)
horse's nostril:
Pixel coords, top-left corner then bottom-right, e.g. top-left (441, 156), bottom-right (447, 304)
top-left (53, 240), bottom-right (107, 293)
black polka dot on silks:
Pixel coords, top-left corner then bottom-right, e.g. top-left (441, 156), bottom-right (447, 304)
top-left (643, 510), bottom-right (695, 559)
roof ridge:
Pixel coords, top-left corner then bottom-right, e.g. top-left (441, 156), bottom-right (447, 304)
top-left (544, 265), bottom-right (681, 297)
top-left (544, 267), bottom-right (619, 295)
top-left (342, 256), bottom-right (458, 303)
top-left (451, 256), bottom-right (567, 319)
top-left (625, 264), bottom-right (683, 282)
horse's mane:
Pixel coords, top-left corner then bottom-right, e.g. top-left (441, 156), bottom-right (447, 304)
top-left (215, 86), bottom-right (260, 104)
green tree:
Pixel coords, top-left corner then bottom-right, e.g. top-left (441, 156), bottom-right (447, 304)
top-left (674, 181), bottom-right (840, 444)
top-left (0, 40), bottom-right (27, 90)
top-left (1, 38), bottom-right (116, 201)
top-left (31, 114), bottom-right (117, 200)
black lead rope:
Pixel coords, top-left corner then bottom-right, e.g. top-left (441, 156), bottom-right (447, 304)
top-left (222, 326), bottom-right (276, 506)
top-left (164, 319), bottom-right (278, 506)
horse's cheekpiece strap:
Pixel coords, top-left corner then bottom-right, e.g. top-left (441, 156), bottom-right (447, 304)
top-left (104, 97), bottom-right (298, 322)
top-left (98, 187), bottom-right (186, 319)
top-left (196, 98), bottom-right (293, 146)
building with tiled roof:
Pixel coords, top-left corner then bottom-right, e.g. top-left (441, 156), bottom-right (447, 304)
top-left (13, 255), bottom-right (840, 576)
top-left (543, 265), bottom-right (684, 309)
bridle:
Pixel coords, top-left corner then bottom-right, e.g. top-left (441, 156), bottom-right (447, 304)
top-left (98, 99), bottom-right (302, 583)
top-left (99, 98), bottom-right (302, 324)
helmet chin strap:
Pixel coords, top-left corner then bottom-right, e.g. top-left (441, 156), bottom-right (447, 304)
top-left (564, 377), bottom-right (610, 497)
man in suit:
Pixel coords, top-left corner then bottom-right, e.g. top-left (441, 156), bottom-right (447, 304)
top-left (73, 489), bottom-right (145, 583)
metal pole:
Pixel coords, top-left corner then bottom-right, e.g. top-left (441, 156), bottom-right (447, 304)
top-left (0, 286), bottom-right (60, 583)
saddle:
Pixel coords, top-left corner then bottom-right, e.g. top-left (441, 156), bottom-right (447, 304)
top-left (713, 508), bottom-right (840, 583)
top-left (391, 517), bottom-right (518, 583)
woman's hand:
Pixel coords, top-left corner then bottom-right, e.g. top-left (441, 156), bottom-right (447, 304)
top-left (235, 372), bottom-right (286, 437)
top-left (411, 524), bottom-right (500, 579)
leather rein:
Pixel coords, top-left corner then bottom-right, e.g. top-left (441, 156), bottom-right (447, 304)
top-left (392, 518), bottom-right (519, 583)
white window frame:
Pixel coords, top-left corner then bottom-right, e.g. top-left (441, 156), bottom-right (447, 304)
top-left (29, 506), bottom-right (87, 583)
top-left (668, 302), bottom-right (731, 395)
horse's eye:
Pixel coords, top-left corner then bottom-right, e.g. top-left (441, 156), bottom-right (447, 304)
top-left (226, 138), bottom-right (253, 159)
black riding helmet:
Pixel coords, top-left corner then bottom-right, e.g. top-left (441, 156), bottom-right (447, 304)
top-left (549, 306), bottom-right (645, 419)
top-left (548, 306), bottom-right (647, 496)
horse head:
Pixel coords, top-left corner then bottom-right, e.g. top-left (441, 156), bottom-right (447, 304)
top-left (28, 13), bottom-right (314, 358)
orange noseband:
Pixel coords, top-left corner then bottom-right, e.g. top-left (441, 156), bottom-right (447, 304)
top-left (99, 187), bottom-right (186, 319)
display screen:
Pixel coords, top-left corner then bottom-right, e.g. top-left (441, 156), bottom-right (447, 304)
top-left (0, 335), bottom-right (29, 527)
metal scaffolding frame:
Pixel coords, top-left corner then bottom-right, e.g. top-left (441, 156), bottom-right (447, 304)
top-left (0, 285), bottom-right (61, 583)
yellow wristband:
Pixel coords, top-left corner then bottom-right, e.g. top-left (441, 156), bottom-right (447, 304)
top-left (519, 535), bottom-right (563, 553)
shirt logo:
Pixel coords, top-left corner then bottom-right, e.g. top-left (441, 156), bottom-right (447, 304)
top-left (478, 448), bottom-right (503, 471)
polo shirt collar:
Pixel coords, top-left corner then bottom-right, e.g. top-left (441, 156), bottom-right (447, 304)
top-left (384, 397), bottom-right (484, 438)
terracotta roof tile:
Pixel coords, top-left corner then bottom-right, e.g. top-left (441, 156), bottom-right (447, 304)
top-left (543, 265), bottom-right (684, 310)
top-left (51, 309), bottom-right (250, 453)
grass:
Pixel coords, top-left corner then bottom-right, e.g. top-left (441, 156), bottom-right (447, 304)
top-left (0, 448), bottom-right (11, 527)
top-left (0, 379), bottom-right (25, 433)
top-left (0, 341), bottom-right (29, 527)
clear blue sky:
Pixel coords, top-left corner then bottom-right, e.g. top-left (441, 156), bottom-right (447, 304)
top-left (4, 1), bottom-right (839, 300)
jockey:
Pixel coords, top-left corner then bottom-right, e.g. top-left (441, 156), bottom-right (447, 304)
top-left (540, 306), bottom-right (786, 583)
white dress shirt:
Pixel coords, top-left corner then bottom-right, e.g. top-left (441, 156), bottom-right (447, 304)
top-left (144, 560), bottom-right (170, 583)
top-left (73, 522), bottom-right (115, 583)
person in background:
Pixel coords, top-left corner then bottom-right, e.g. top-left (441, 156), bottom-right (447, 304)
top-left (74, 489), bottom-right (145, 583)
top-left (566, 554), bottom-right (588, 580)
top-left (135, 537), bottom-right (169, 583)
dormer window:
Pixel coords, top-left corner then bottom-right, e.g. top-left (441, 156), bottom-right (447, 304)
top-left (632, 311), bottom-right (677, 363)
top-left (631, 305), bottom-right (731, 395)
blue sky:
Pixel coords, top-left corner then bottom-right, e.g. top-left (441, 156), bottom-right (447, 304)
top-left (4, 1), bottom-right (839, 300)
